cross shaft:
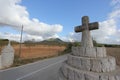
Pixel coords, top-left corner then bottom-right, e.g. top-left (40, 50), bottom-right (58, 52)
top-left (74, 16), bottom-right (99, 47)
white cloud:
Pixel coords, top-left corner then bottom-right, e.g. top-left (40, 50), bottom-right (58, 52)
top-left (111, 0), bottom-right (120, 6)
top-left (0, 0), bottom-right (63, 41)
top-left (0, 32), bottom-right (44, 42)
top-left (66, 0), bottom-right (120, 44)
top-left (92, 0), bottom-right (120, 44)
top-left (61, 32), bottom-right (81, 42)
top-left (92, 19), bottom-right (118, 44)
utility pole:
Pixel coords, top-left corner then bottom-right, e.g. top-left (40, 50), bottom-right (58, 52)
top-left (19, 25), bottom-right (23, 59)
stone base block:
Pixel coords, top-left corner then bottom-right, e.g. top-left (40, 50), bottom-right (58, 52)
top-left (59, 62), bottom-right (120, 80)
top-left (72, 47), bottom-right (106, 58)
top-left (67, 55), bottom-right (116, 72)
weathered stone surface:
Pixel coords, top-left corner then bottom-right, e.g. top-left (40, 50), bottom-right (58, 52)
top-left (59, 63), bottom-right (120, 80)
top-left (108, 76), bottom-right (116, 80)
top-left (59, 69), bottom-right (67, 80)
top-left (61, 63), bottom-right (68, 78)
top-left (81, 30), bottom-right (94, 47)
top-left (59, 16), bottom-right (120, 80)
top-left (1, 42), bottom-right (14, 68)
top-left (85, 47), bottom-right (96, 57)
top-left (96, 47), bottom-right (106, 57)
top-left (67, 55), bottom-right (116, 72)
top-left (115, 75), bottom-right (120, 80)
top-left (72, 47), bottom-right (79, 56)
top-left (81, 57), bottom-right (91, 71)
top-left (101, 57), bottom-right (116, 72)
top-left (74, 70), bottom-right (85, 80)
top-left (99, 76), bottom-right (108, 80)
top-left (91, 59), bottom-right (102, 72)
top-left (72, 47), bottom-right (107, 58)
top-left (68, 67), bottom-right (74, 80)
top-left (84, 73), bottom-right (99, 80)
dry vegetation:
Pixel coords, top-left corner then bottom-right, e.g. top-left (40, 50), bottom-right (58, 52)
top-left (106, 47), bottom-right (120, 66)
top-left (13, 44), bottom-right (66, 59)
top-left (0, 43), bottom-right (120, 67)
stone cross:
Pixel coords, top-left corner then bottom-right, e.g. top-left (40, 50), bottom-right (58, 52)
top-left (74, 16), bottom-right (99, 47)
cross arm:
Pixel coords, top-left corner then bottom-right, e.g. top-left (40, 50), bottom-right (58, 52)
top-left (75, 22), bottom-right (99, 32)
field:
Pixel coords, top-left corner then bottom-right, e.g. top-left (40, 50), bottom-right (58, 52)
top-left (0, 44), bottom-right (120, 66)
top-left (106, 47), bottom-right (120, 66)
top-left (13, 44), bottom-right (66, 59)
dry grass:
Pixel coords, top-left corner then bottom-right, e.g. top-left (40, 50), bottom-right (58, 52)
top-left (13, 44), bottom-right (66, 59)
top-left (1, 45), bottom-right (120, 67)
top-left (106, 47), bottom-right (120, 66)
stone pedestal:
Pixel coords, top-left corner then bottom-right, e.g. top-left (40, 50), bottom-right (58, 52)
top-left (59, 47), bottom-right (120, 80)
top-left (59, 16), bottom-right (120, 80)
top-left (1, 41), bottom-right (14, 69)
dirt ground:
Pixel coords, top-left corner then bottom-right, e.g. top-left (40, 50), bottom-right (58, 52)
top-left (106, 47), bottom-right (120, 66)
top-left (13, 44), bottom-right (66, 59)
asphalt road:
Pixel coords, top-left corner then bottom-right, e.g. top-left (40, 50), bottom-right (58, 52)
top-left (0, 55), bottom-right (67, 80)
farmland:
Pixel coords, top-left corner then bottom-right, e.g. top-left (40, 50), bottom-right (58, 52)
top-left (0, 40), bottom-right (120, 67)
top-left (106, 48), bottom-right (120, 66)
top-left (13, 44), bottom-right (66, 59)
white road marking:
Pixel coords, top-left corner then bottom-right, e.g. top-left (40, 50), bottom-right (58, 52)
top-left (0, 58), bottom-right (49, 72)
top-left (16, 60), bottom-right (64, 80)
top-left (0, 55), bottom-right (66, 72)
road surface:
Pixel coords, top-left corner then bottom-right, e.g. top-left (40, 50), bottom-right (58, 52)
top-left (0, 55), bottom-right (67, 80)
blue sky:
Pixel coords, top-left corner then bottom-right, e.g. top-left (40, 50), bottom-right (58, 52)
top-left (0, 0), bottom-right (120, 44)
top-left (21, 0), bottom-right (111, 35)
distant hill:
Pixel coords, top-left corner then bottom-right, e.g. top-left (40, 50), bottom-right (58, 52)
top-left (24, 38), bottom-right (66, 46)
top-left (43, 38), bottom-right (64, 43)
top-left (35, 38), bottom-right (66, 46)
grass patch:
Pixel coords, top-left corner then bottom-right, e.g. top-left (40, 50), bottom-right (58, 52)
top-left (11, 44), bottom-right (70, 67)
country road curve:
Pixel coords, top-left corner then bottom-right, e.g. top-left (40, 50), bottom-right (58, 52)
top-left (0, 55), bottom-right (67, 80)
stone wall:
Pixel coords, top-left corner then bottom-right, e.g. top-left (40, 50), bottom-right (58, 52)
top-left (0, 42), bottom-right (14, 69)
top-left (59, 47), bottom-right (120, 80)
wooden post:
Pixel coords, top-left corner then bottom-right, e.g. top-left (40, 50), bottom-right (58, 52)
top-left (18, 25), bottom-right (23, 59)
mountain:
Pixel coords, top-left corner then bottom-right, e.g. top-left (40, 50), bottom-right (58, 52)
top-left (36, 38), bottom-right (65, 45)
top-left (43, 38), bottom-right (63, 43)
